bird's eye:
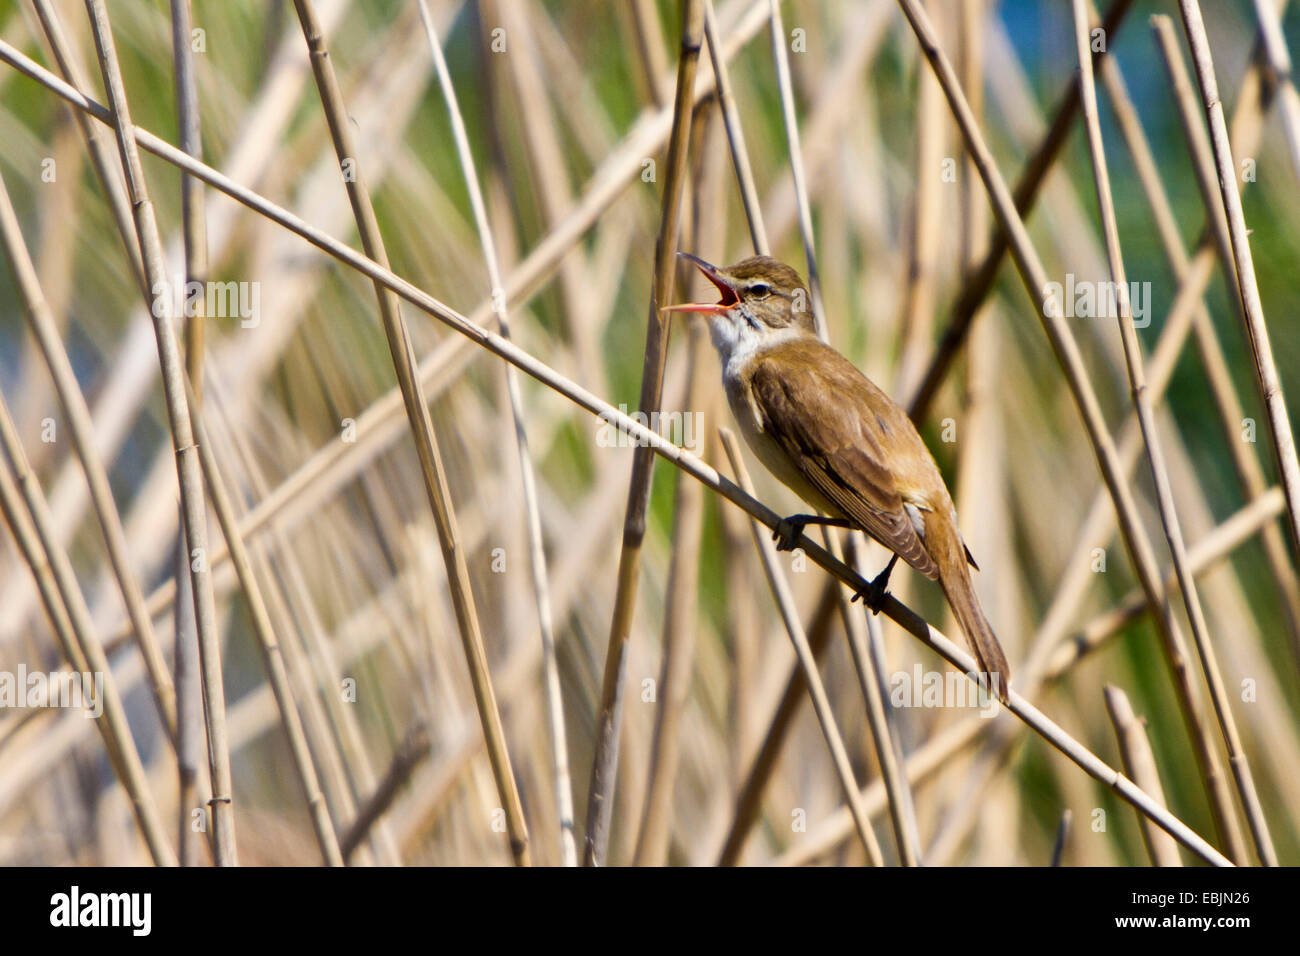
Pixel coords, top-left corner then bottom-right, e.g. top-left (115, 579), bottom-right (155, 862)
top-left (749, 282), bottom-right (772, 299)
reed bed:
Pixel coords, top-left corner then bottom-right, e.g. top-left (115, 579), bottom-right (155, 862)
top-left (0, 0), bottom-right (1297, 867)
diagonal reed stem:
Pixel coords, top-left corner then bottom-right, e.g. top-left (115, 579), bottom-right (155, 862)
top-left (1146, 12), bottom-right (1300, 679)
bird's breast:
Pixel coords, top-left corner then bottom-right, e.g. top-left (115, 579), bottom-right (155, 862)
top-left (723, 370), bottom-right (839, 518)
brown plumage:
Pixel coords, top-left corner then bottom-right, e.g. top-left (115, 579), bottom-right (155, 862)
top-left (665, 254), bottom-right (1010, 692)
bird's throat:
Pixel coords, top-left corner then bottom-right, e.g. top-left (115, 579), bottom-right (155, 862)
top-left (713, 321), bottom-right (809, 386)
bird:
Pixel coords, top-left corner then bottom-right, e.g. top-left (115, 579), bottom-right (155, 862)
top-left (663, 253), bottom-right (1010, 693)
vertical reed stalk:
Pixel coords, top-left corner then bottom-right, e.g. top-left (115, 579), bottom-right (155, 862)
top-left (289, 0), bottom-right (531, 866)
top-left (583, 0), bottom-right (703, 867)
top-left (84, 0), bottom-right (237, 865)
top-left (1177, 0), bottom-right (1300, 587)
top-left (417, 0), bottom-right (577, 867)
top-left (720, 430), bottom-right (883, 865)
top-left (1103, 686), bottom-right (1182, 866)
top-left (894, 0), bottom-right (1246, 862)
top-left (1072, 0), bottom-right (1275, 865)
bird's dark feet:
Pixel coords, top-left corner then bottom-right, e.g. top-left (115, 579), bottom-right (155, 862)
top-left (772, 514), bottom-right (853, 552)
top-left (851, 553), bottom-right (900, 614)
top-left (772, 515), bottom-right (810, 552)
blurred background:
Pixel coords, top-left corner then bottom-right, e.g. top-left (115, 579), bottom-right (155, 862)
top-left (0, 0), bottom-right (1297, 866)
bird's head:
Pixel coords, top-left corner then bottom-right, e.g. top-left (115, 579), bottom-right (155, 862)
top-left (662, 254), bottom-right (817, 356)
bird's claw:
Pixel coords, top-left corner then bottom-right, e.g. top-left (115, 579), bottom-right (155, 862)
top-left (851, 554), bottom-right (898, 614)
top-left (772, 516), bottom-right (806, 552)
top-left (851, 579), bottom-right (888, 615)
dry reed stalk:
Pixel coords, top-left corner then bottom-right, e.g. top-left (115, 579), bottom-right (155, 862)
top-left (1071, 0), bottom-right (1275, 866)
top-left (488, 0), bottom-right (602, 393)
top-left (1250, 0), bottom-right (1300, 185)
top-left (0, 1), bottom-right (358, 649)
top-left (698, 0), bottom-right (772, 805)
top-left (1103, 686), bottom-right (1182, 866)
top-left (168, 0), bottom-right (208, 869)
top-left (894, 0), bottom-right (1246, 861)
top-left (628, 0), bottom-right (670, 109)
top-left (633, 110), bottom-right (725, 866)
top-left (828, 532), bottom-right (922, 865)
top-left (1011, 28), bottom-right (1273, 691)
top-left (184, 382), bottom-right (344, 866)
top-left (904, 0), bottom-right (1138, 420)
top-left (83, 0), bottom-right (237, 865)
top-left (289, 0), bottom-right (530, 866)
top-left (720, 430), bottom-right (883, 865)
top-left (1177, 0), bottom-right (1300, 590)
top-left (417, 0), bottom-right (577, 867)
top-left (893, 0), bottom-right (945, 400)
top-left (703, 0), bottom-right (769, 253)
top-left (27, 0), bottom-right (145, 298)
top-left (170, 0), bottom-right (206, 396)
top-left (918, 10), bottom-right (1288, 859)
top-left (949, 0), bottom-right (1016, 861)
top-left (1150, 14), bottom-right (1300, 671)
top-left (775, 487), bottom-right (1286, 866)
top-left (632, 358), bottom-right (708, 865)
top-left (0, 25), bottom-right (1237, 865)
top-left (0, 158), bottom-right (177, 745)
top-left (715, 583), bottom-right (838, 864)
top-left (720, 486), bottom-right (761, 788)
top-left (0, 393), bottom-right (175, 865)
top-left (756, 2), bottom-right (892, 261)
top-left (767, 0), bottom-right (826, 340)
top-left (15, 0), bottom-right (181, 747)
top-left (87, 0), bottom-right (774, 655)
top-left (583, 0), bottom-right (703, 867)
top-left (958, 0), bottom-right (987, 271)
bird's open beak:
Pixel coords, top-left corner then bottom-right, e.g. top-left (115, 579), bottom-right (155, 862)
top-left (660, 252), bottom-right (738, 315)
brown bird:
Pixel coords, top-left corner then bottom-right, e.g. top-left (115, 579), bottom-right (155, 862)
top-left (664, 253), bottom-right (1010, 692)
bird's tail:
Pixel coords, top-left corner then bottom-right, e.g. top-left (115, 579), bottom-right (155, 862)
top-left (937, 561), bottom-right (1011, 701)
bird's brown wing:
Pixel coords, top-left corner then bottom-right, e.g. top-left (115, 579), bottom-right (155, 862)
top-left (749, 348), bottom-right (938, 580)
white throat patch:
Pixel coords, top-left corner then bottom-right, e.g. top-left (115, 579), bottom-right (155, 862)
top-left (710, 315), bottom-right (806, 384)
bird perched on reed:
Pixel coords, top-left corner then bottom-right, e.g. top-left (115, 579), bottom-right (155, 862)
top-left (664, 253), bottom-right (1010, 693)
